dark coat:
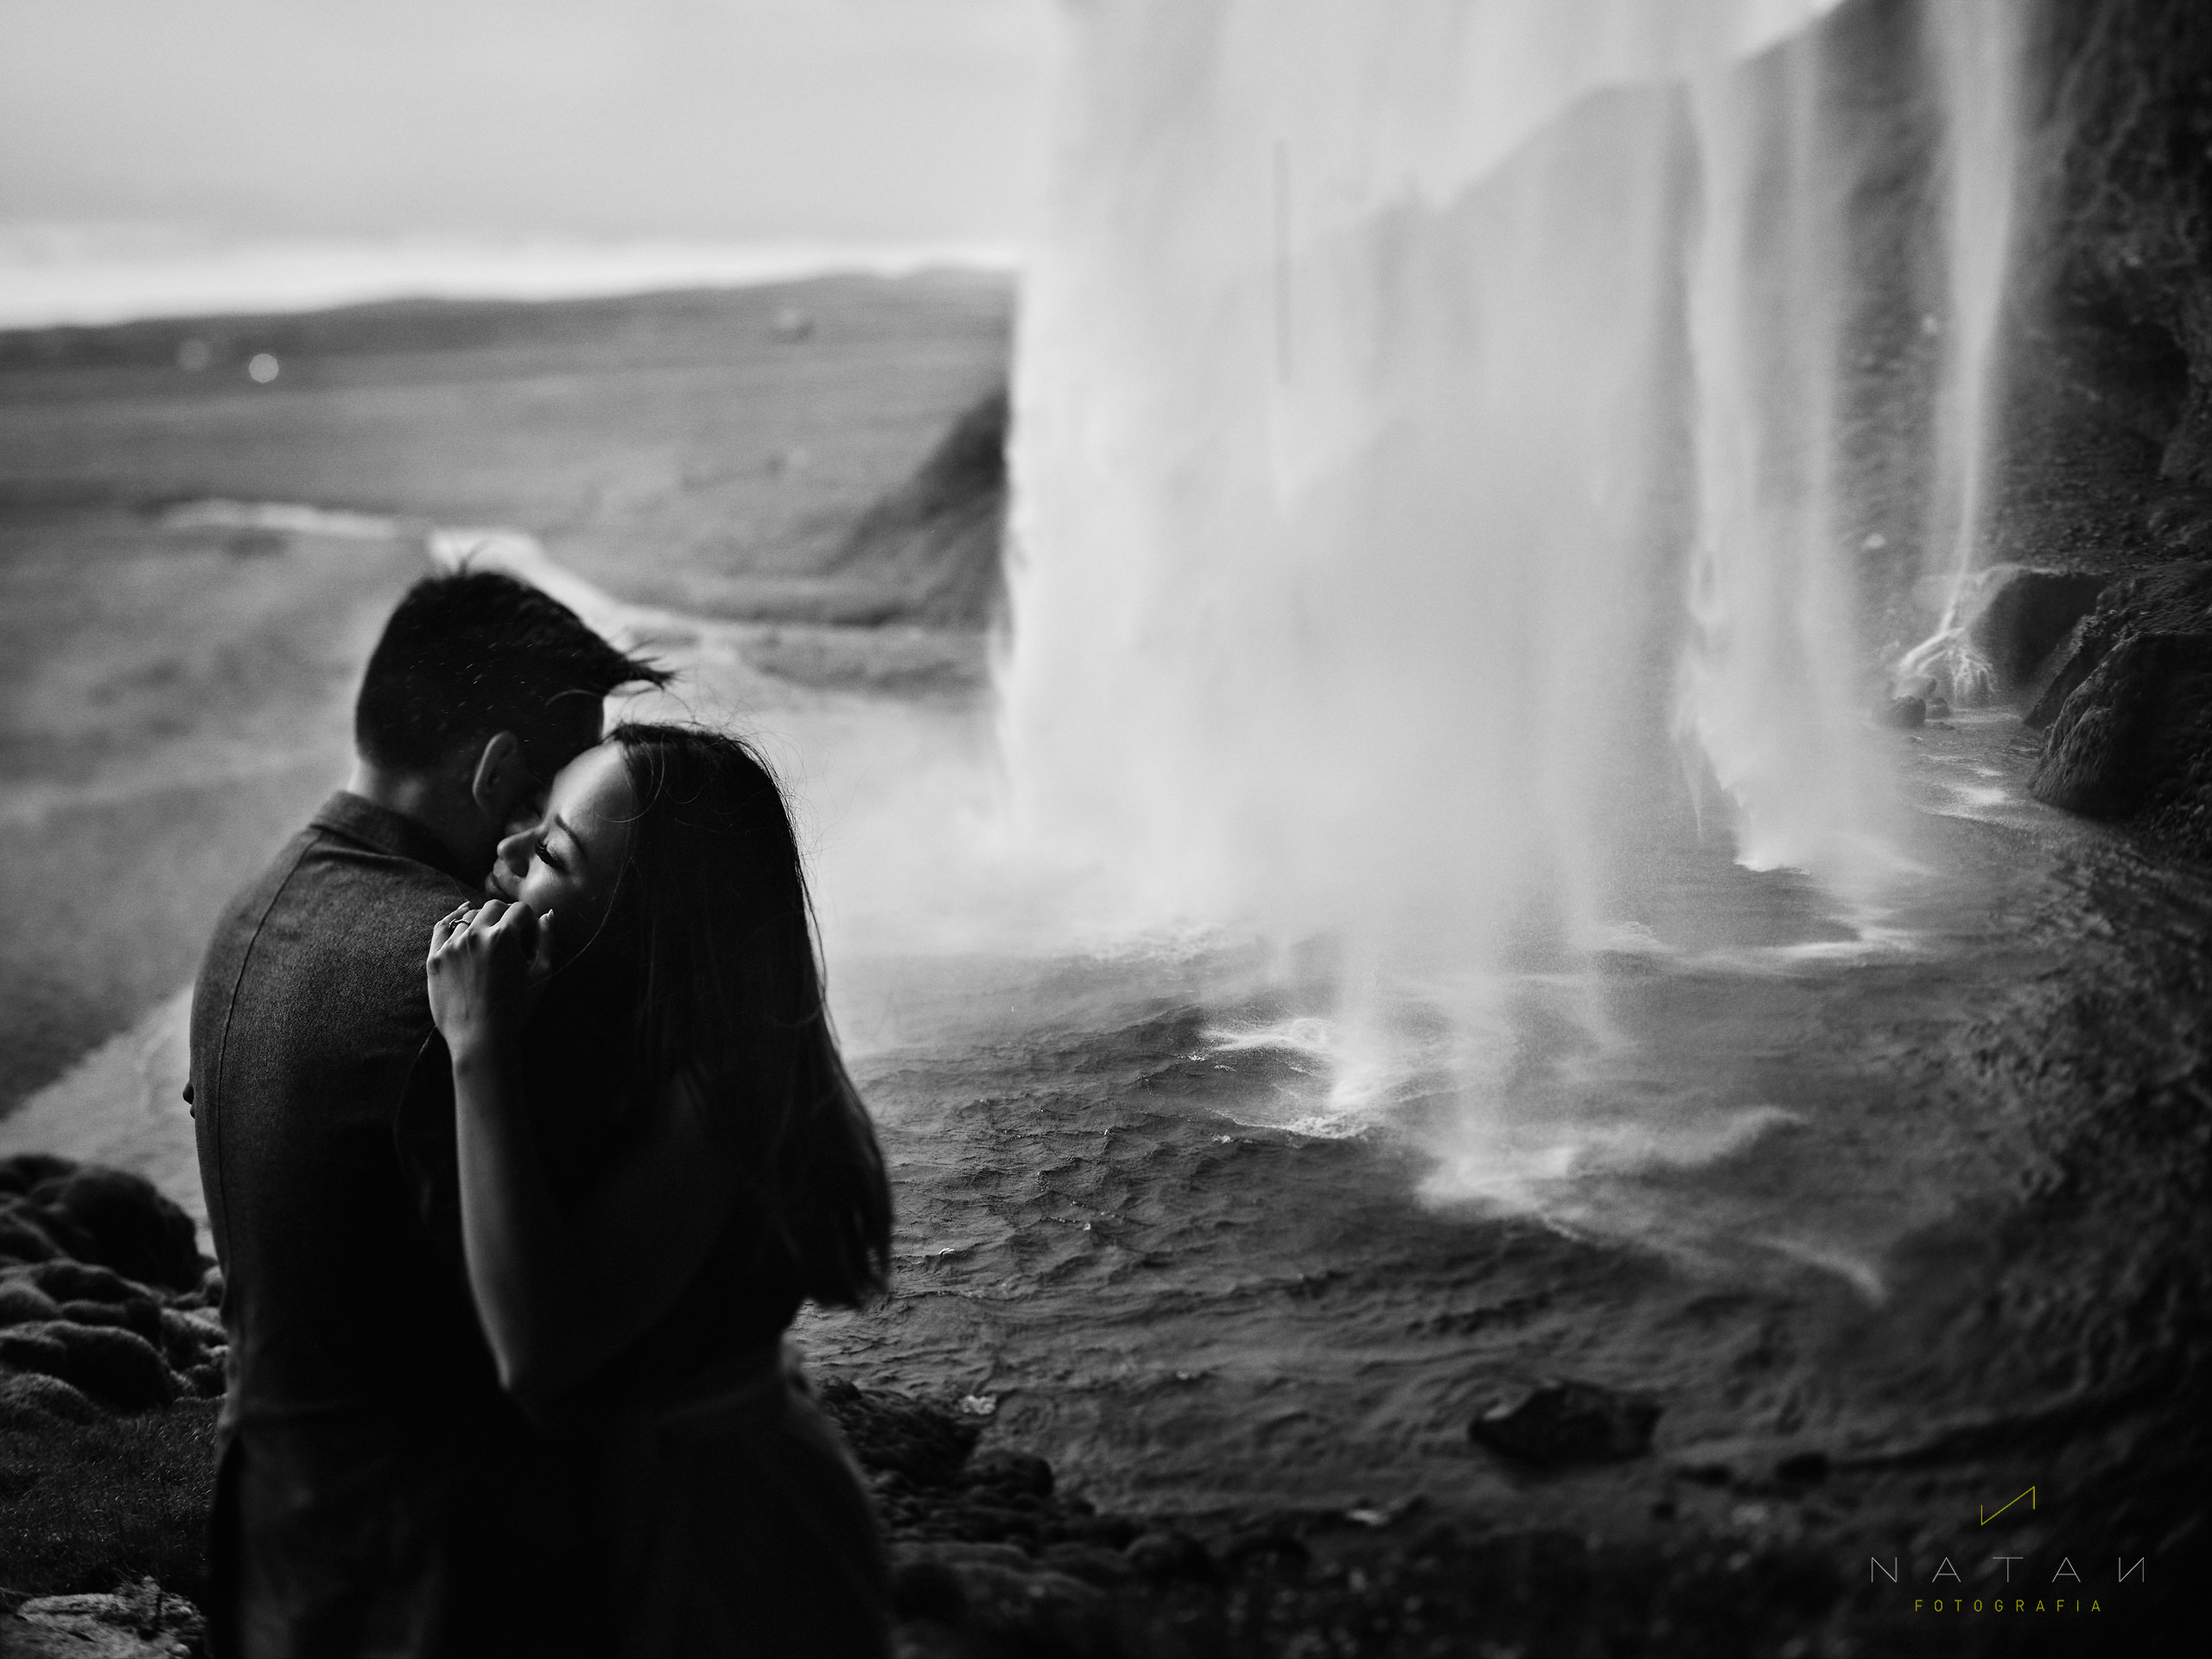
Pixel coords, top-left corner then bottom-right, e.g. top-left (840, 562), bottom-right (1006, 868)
top-left (188, 791), bottom-right (594, 1659)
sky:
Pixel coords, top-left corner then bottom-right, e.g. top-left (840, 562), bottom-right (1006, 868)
top-left (0, 0), bottom-right (1058, 244)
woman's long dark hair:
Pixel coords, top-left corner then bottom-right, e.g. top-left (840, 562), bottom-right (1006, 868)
top-left (601, 721), bottom-right (891, 1308)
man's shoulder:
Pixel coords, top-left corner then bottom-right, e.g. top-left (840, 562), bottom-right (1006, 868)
top-left (196, 817), bottom-right (474, 1010)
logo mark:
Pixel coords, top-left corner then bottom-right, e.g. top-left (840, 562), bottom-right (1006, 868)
top-left (1980, 1486), bottom-right (2036, 1526)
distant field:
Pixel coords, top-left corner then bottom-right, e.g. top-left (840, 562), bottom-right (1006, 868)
top-left (0, 271), bottom-right (1014, 619)
top-left (0, 274), bottom-right (1014, 1114)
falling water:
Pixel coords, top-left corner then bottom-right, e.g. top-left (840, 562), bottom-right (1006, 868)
top-left (1893, 0), bottom-right (2026, 703)
top-left (995, 0), bottom-right (2019, 1182)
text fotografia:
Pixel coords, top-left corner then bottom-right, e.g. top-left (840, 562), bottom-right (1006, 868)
top-left (1869, 1555), bottom-right (2145, 1616)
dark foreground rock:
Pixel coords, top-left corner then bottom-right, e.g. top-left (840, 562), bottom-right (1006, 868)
top-left (0, 1159), bottom-right (205, 1295)
top-left (1466, 1379), bottom-right (1662, 1466)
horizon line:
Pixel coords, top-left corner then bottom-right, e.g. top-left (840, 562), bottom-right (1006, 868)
top-left (0, 224), bottom-right (1026, 331)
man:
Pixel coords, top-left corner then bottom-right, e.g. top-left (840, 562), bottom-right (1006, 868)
top-left (188, 569), bottom-right (669, 1657)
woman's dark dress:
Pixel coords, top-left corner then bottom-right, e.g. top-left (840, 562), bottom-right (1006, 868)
top-left (399, 965), bottom-right (889, 1658)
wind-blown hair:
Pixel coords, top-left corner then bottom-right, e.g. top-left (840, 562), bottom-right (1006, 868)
top-left (355, 570), bottom-right (670, 778)
top-left (604, 721), bottom-right (891, 1308)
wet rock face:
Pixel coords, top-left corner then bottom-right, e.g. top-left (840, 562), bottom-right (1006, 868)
top-left (2032, 631), bottom-right (2212, 815)
top-left (1980, 1), bottom-right (2212, 578)
top-left (2031, 1), bottom-right (2212, 491)
top-left (2022, 558), bottom-right (2212, 844)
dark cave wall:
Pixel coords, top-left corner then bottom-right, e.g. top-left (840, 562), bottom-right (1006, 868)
top-left (1993, 0), bottom-right (2212, 562)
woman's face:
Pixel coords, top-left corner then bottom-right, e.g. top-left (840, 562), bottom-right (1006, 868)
top-left (487, 741), bottom-right (636, 950)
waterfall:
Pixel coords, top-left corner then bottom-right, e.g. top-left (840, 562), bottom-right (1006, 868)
top-left (995, 0), bottom-right (2018, 1137)
top-left (1893, 0), bottom-right (2027, 703)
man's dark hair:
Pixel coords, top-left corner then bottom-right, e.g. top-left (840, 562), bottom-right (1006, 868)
top-left (354, 570), bottom-right (671, 775)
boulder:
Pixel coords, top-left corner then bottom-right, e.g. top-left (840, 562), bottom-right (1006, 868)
top-left (1039, 1541), bottom-right (1135, 1589)
top-left (0, 1319), bottom-right (178, 1411)
top-left (4, 1258), bottom-right (153, 1306)
top-left (60, 1294), bottom-right (165, 1346)
top-left (1875, 695), bottom-right (1926, 728)
top-left (14, 1580), bottom-right (205, 1659)
top-left (1221, 1526), bottom-right (1311, 1575)
top-left (2030, 632), bottom-right (2212, 816)
top-left (157, 1306), bottom-right (226, 1369)
top-left (888, 1554), bottom-right (968, 1624)
top-left (1468, 1379), bottom-right (1662, 1465)
top-left (2024, 558), bottom-right (2212, 728)
top-left (963, 1449), bottom-right (1055, 1500)
top-left (0, 1153), bottom-right (78, 1196)
top-left (0, 1370), bottom-right (106, 1427)
top-left (0, 1612), bottom-right (181, 1657)
top-left (1122, 1528), bottom-right (1221, 1584)
top-left (893, 1544), bottom-right (1117, 1659)
top-left (22, 1166), bottom-right (202, 1292)
top-left (0, 1277), bottom-right (63, 1326)
top-left (1959, 565), bottom-right (2111, 692)
top-left (0, 1201), bottom-right (62, 1265)
top-left (186, 1356), bottom-right (229, 1399)
top-left (815, 1376), bottom-right (981, 1486)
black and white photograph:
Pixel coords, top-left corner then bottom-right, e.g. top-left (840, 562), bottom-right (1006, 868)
top-left (0, 2), bottom-right (2205, 1654)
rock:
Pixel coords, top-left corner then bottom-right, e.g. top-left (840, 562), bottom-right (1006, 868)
top-left (0, 1319), bottom-right (178, 1411)
top-left (0, 1613), bottom-right (179, 1656)
top-left (156, 1306), bottom-right (225, 1368)
top-left (1875, 695), bottom-right (1926, 728)
top-left (15, 1580), bottom-right (204, 1659)
top-left (897, 1546), bottom-right (1118, 1659)
top-left (1958, 565), bottom-right (2111, 692)
top-left (3, 1258), bottom-right (154, 1306)
top-left (1221, 1526), bottom-right (1311, 1575)
top-left (22, 1167), bottom-right (202, 1292)
top-left (0, 1370), bottom-right (105, 1427)
top-left (2030, 632), bottom-right (2212, 816)
top-left (2024, 558), bottom-right (2212, 728)
top-left (0, 1154), bottom-right (77, 1196)
top-left (0, 1202), bottom-right (62, 1265)
top-left (1122, 1528), bottom-right (1220, 1583)
top-left (1467, 1379), bottom-right (1661, 1465)
top-left (0, 1277), bottom-right (63, 1326)
top-left (60, 1294), bottom-right (163, 1347)
top-left (816, 1376), bottom-right (981, 1487)
top-left (888, 1554), bottom-right (968, 1624)
top-left (963, 1449), bottom-right (1055, 1499)
top-left (1775, 1450), bottom-right (1831, 1484)
top-left (1040, 1541), bottom-right (1135, 1589)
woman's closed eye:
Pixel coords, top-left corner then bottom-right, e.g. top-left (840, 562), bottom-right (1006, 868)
top-left (534, 835), bottom-right (567, 873)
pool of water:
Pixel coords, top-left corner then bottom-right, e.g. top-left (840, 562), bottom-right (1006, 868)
top-left (794, 702), bottom-right (2202, 1522)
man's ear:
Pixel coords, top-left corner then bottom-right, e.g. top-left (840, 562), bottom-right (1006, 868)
top-left (468, 731), bottom-right (532, 828)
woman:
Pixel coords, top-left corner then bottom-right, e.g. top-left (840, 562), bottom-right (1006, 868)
top-left (423, 721), bottom-right (893, 1658)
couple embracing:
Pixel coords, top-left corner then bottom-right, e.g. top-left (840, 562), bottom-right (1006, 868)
top-left (188, 570), bottom-right (893, 1657)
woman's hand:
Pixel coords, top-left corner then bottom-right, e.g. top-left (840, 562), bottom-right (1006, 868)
top-left (427, 899), bottom-right (555, 1058)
